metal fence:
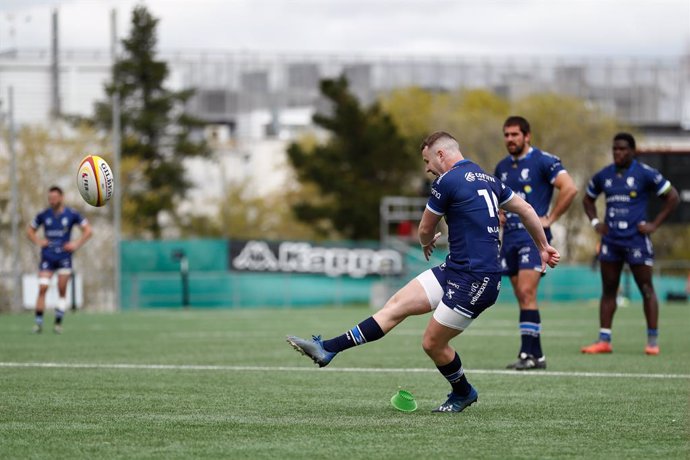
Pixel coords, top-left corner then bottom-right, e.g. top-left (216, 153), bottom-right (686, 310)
top-left (1, 49), bottom-right (688, 127)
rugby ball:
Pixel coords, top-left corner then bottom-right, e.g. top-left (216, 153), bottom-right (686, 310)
top-left (76, 155), bottom-right (114, 207)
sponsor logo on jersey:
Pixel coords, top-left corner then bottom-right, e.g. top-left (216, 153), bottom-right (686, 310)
top-left (430, 187), bottom-right (441, 199)
top-left (614, 207), bottom-right (629, 216)
top-left (605, 179), bottom-right (613, 188)
top-left (606, 194), bottom-right (631, 203)
top-left (466, 171), bottom-right (496, 183)
top-left (470, 277), bottom-right (490, 305)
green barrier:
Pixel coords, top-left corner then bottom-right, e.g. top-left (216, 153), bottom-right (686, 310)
top-left (120, 239), bottom-right (688, 308)
top-left (121, 239), bottom-right (385, 308)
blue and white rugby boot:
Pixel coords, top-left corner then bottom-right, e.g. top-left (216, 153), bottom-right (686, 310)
top-left (432, 386), bottom-right (479, 413)
top-left (286, 335), bottom-right (337, 368)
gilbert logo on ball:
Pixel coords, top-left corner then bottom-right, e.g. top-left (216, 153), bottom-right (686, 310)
top-left (77, 155), bottom-right (114, 207)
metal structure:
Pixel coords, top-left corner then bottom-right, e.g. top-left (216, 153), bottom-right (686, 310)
top-left (379, 196), bottom-right (428, 246)
top-left (0, 49), bottom-right (689, 130)
top-left (8, 86), bottom-right (20, 310)
top-left (111, 9), bottom-right (122, 310)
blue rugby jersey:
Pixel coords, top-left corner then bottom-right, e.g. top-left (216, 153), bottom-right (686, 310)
top-left (427, 159), bottom-right (514, 273)
top-left (494, 147), bottom-right (565, 242)
top-left (30, 207), bottom-right (88, 258)
top-left (586, 160), bottom-right (671, 241)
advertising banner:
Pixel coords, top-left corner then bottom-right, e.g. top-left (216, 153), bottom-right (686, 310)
top-left (229, 240), bottom-right (403, 278)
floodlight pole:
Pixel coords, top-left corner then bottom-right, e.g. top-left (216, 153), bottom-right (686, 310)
top-left (172, 250), bottom-right (190, 309)
top-left (111, 9), bottom-right (122, 310)
top-left (8, 86), bottom-right (21, 311)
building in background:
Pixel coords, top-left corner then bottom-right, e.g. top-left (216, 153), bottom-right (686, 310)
top-left (2, 48), bottom-right (690, 206)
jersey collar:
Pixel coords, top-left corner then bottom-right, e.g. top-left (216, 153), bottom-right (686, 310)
top-left (615, 159), bottom-right (637, 174)
top-left (511, 146), bottom-right (534, 163)
top-left (452, 159), bottom-right (470, 169)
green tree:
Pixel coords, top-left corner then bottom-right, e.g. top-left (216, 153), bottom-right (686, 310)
top-left (382, 88), bottom-right (510, 172)
top-left (90, 5), bottom-right (208, 238)
top-left (179, 180), bottom-right (322, 241)
top-left (286, 76), bottom-right (419, 240)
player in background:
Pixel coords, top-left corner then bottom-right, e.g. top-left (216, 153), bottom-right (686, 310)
top-left (581, 133), bottom-right (678, 355)
top-left (288, 131), bottom-right (560, 412)
top-left (494, 116), bottom-right (577, 370)
top-left (27, 186), bottom-right (92, 334)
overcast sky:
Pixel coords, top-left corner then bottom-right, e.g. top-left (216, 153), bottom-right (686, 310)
top-left (1, 0), bottom-right (688, 57)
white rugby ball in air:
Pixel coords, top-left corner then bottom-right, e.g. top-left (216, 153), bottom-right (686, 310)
top-left (76, 155), bottom-right (114, 207)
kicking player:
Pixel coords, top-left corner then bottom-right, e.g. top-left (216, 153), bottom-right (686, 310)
top-left (27, 186), bottom-right (92, 334)
top-left (581, 133), bottom-right (678, 355)
top-left (288, 131), bottom-right (559, 412)
top-left (494, 116), bottom-right (577, 370)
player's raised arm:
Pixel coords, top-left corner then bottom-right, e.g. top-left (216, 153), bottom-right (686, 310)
top-left (501, 194), bottom-right (560, 270)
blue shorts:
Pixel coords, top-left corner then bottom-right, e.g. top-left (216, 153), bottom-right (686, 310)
top-left (430, 265), bottom-right (501, 319)
top-left (500, 239), bottom-right (543, 276)
top-left (39, 254), bottom-right (72, 272)
top-left (599, 236), bottom-right (654, 266)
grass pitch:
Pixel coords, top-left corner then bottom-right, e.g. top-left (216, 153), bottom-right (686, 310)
top-left (0, 301), bottom-right (688, 459)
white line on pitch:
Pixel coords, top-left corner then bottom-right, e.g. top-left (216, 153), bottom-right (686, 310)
top-left (0, 362), bottom-right (688, 380)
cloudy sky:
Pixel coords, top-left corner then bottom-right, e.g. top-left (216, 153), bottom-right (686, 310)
top-left (1, 0), bottom-right (688, 57)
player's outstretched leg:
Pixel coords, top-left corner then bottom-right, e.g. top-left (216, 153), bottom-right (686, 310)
top-left (286, 316), bottom-right (385, 367)
top-left (286, 335), bottom-right (338, 367)
top-left (286, 277), bottom-right (434, 367)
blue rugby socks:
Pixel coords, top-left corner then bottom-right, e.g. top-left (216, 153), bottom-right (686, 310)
top-left (437, 352), bottom-right (471, 397)
top-left (647, 328), bottom-right (658, 347)
top-left (55, 297), bottom-right (66, 325)
top-left (599, 328), bottom-right (612, 342)
top-left (55, 309), bottom-right (64, 325)
top-left (519, 310), bottom-right (543, 358)
top-left (322, 317), bottom-right (385, 353)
